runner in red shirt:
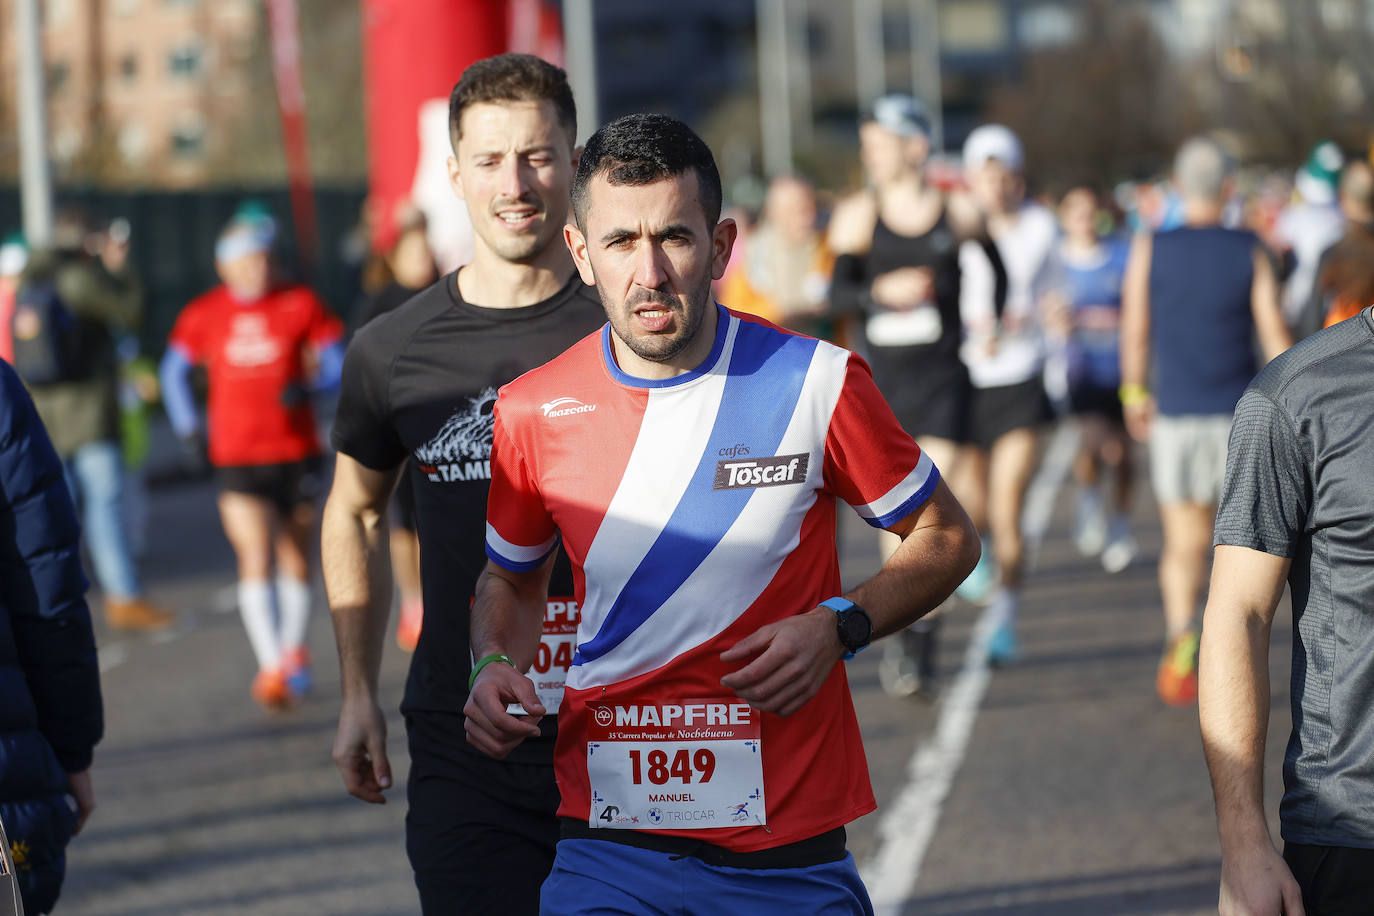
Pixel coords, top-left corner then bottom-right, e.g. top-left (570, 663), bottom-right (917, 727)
top-left (160, 213), bottom-right (345, 709)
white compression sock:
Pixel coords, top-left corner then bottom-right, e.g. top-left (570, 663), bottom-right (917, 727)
top-left (238, 579), bottom-right (280, 671)
top-left (276, 575), bottom-right (312, 652)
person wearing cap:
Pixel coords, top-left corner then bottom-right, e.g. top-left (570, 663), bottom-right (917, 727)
top-left (828, 93), bottom-right (991, 699)
top-left (1119, 136), bottom-right (1291, 707)
top-left (1273, 142), bottom-right (1346, 332)
top-left (0, 235), bottom-right (28, 363)
top-left (1295, 157), bottom-right (1374, 338)
top-left (18, 209), bottom-right (174, 632)
top-left (160, 213), bottom-right (345, 710)
top-left (955, 123), bottom-right (1058, 664)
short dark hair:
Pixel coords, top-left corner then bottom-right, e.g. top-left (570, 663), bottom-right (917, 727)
top-left (571, 114), bottom-right (722, 229)
top-left (448, 53), bottom-right (576, 151)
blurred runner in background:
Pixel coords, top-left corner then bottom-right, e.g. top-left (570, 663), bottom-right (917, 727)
top-left (1120, 136), bottom-right (1291, 707)
top-left (721, 174), bottom-right (834, 339)
top-left (828, 94), bottom-right (989, 698)
top-left (1272, 141), bottom-right (1345, 333)
top-left (957, 124), bottom-right (1056, 665)
top-left (160, 213), bottom-right (345, 710)
top-left (351, 208), bottom-right (440, 652)
top-left (1039, 187), bottom-right (1136, 574)
top-left (1296, 157), bottom-right (1374, 338)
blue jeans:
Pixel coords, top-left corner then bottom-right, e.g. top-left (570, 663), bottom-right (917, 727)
top-left (64, 439), bottom-right (141, 600)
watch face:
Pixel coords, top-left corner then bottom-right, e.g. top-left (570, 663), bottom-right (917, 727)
top-left (840, 609), bottom-right (872, 648)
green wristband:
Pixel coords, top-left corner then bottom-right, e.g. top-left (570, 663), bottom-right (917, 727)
top-left (468, 653), bottom-right (516, 691)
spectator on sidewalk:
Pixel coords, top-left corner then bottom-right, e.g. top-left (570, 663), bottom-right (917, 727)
top-left (0, 358), bottom-right (103, 915)
top-left (17, 210), bottom-right (172, 632)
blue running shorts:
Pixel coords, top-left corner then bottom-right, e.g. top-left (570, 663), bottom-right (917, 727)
top-left (538, 838), bottom-right (874, 916)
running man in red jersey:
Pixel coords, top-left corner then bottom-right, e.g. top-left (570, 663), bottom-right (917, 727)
top-left (465, 113), bottom-right (981, 914)
top-left (160, 213), bottom-right (344, 709)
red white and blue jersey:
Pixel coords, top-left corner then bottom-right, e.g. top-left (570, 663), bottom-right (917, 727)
top-left (485, 306), bottom-right (939, 851)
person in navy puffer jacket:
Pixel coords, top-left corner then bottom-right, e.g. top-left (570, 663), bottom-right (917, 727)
top-left (0, 357), bottom-right (103, 914)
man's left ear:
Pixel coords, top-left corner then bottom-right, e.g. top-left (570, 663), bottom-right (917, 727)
top-left (711, 217), bottom-right (738, 281)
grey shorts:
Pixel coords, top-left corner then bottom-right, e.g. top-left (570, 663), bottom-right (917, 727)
top-left (1149, 413), bottom-right (1232, 505)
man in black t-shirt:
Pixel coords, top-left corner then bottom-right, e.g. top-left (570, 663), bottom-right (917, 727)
top-left (322, 54), bottom-right (604, 915)
top-left (1200, 306), bottom-right (1374, 915)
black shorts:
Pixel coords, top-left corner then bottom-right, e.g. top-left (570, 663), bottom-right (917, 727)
top-left (1284, 842), bottom-right (1374, 915)
top-left (867, 347), bottom-right (971, 444)
top-left (405, 711), bottom-right (560, 916)
top-left (1068, 383), bottom-right (1124, 424)
top-left (967, 378), bottom-right (1049, 451)
top-left (216, 457), bottom-right (324, 515)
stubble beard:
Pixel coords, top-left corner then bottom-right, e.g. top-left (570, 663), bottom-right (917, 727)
top-left (604, 268), bottom-right (715, 365)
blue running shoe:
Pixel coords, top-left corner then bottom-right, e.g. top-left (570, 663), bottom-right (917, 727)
top-left (984, 589), bottom-right (1019, 666)
top-left (283, 646), bottom-right (312, 699)
top-left (986, 620), bottom-right (1019, 666)
top-left (956, 537), bottom-right (997, 604)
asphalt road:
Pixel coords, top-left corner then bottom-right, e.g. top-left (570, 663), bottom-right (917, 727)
top-left (57, 436), bottom-right (1293, 915)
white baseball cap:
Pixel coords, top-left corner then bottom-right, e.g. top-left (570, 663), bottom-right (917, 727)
top-left (962, 124), bottom-right (1025, 173)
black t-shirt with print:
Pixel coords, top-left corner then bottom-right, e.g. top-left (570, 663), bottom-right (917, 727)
top-left (332, 270), bottom-right (605, 763)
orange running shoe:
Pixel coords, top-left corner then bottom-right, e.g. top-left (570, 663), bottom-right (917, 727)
top-left (396, 599), bottom-right (423, 653)
top-left (251, 668), bottom-right (291, 711)
top-left (1156, 630), bottom-right (1200, 707)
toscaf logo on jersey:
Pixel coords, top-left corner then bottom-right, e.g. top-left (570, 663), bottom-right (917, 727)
top-left (712, 453), bottom-right (809, 490)
top-left (541, 397), bottom-right (597, 418)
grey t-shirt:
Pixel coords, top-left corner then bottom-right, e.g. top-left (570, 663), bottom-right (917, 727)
top-left (1214, 306), bottom-right (1374, 848)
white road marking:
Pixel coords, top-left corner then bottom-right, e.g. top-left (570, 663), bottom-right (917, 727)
top-left (1020, 420), bottom-right (1081, 571)
top-left (862, 421), bottom-right (1078, 913)
top-left (861, 602), bottom-right (999, 914)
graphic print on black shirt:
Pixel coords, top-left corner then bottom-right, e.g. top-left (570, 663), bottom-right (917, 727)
top-left (414, 386), bottom-right (498, 482)
top-left (332, 270), bottom-right (606, 763)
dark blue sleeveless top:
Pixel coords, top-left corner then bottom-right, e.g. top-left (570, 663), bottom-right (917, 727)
top-left (1149, 226), bottom-right (1259, 415)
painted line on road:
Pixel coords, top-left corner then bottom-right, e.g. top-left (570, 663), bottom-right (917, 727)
top-left (860, 601), bottom-right (998, 914)
top-left (1020, 420), bottom-right (1081, 572)
top-left (862, 420), bottom-right (1078, 913)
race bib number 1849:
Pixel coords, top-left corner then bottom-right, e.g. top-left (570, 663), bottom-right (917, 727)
top-left (586, 698), bottom-right (765, 831)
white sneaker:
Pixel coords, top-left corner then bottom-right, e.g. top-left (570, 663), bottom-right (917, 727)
top-left (1101, 516), bottom-right (1137, 574)
top-left (1072, 488), bottom-right (1107, 556)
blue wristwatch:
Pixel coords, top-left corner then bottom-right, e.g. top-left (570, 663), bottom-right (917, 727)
top-left (821, 596), bottom-right (873, 660)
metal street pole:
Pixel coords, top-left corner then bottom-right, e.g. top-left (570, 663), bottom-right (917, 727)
top-left (790, 0), bottom-right (813, 153)
top-left (563, 0), bottom-right (599, 144)
top-left (15, 0), bottom-right (54, 246)
top-left (909, 0), bottom-right (944, 151)
top-left (854, 0), bottom-right (885, 113)
top-left (757, 0), bottom-right (793, 178)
